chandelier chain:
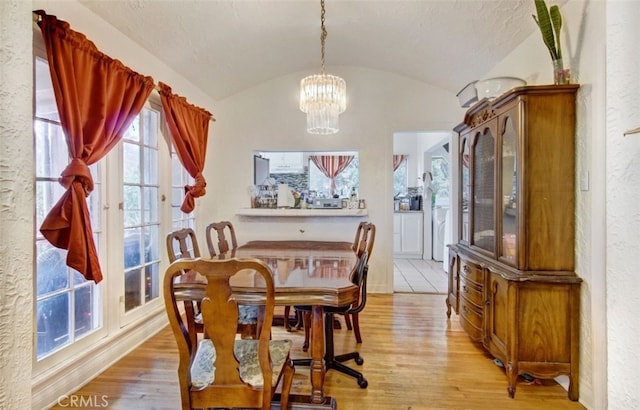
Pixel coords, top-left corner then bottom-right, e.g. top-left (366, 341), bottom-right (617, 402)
top-left (320, 0), bottom-right (327, 74)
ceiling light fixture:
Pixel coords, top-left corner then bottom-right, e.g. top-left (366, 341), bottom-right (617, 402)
top-left (299, 0), bottom-right (346, 135)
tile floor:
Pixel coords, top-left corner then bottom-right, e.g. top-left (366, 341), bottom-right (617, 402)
top-left (393, 258), bottom-right (448, 293)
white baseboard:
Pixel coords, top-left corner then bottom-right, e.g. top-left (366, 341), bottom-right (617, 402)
top-left (31, 311), bottom-right (168, 410)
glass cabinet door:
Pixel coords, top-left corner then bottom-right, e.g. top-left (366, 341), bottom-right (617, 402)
top-left (500, 112), bottom-right (518, 263)
top-left (471, 126), bottom-right (496, 254)
top-left (460, 135), bottom-right (471, 244)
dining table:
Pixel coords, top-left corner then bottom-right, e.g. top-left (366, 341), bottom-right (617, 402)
top-left (176, 239), bottom-right (359, 409)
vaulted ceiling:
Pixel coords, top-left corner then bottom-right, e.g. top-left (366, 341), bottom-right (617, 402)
top-left (78, 0), bottom-right (560, 101)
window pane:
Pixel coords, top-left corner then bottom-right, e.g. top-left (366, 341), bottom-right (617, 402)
top-left (123, 185), bottom-right (141, 226)
top-left (37, 293), bottom-right (70, 357)
top-left (145, 225), bottom-right (159, 262)
top-left (145, 263), bottom-right (159, 302)
top-left (143, 109), bottom-right (158, 147)
top-left (144, 186), bottom-right (159, 223)
top-left (88, 186), bottom-right (101, 229)
top-left (124, 227), bottom-right (142, 269)
top-left (36, 242), bottom-right (69, 296)
top-left (431, 156), bottom-right (449, 204)
top-left (74, 285), bottom-right (95, 338)
top-left (172, 157), bottom-right (183, 186)
top-left (35, 57), bottom-right (60, 122)
top-left (36, 180), bottom-right (66, 229)
top-left (393, 160), bottom-right (408, 196)
top-left (34, 121), bottom-right (67, 178)
top-left (123, 143), bottom-right (140, 183)
top-left (124, 118), bottom-right (140, 143)
top-left (124, 268), bottom-right (142, 312)
top-left (144, 147), bottom-right (158, 185)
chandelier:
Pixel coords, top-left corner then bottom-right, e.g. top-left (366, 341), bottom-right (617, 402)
top-left (299, 0), bottom-right (346, 135)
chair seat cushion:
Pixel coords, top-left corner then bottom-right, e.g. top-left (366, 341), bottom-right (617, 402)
top-left (238, 305), bottom-right (260, 324)
top-left (190, 338), bottom-right (292, 389)
top-left (194, 305), bottom-right (259, 325)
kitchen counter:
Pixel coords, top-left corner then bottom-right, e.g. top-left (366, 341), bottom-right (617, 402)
top-left (236, 208), bottom-right (368, 217)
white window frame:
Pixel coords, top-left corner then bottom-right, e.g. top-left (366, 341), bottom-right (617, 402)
top-left (32, 41), bottom-right (108, 373)
top-left (115, 99), bottom-right (169, 327)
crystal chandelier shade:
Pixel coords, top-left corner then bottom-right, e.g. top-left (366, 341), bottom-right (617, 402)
top-left (300, 74), bottom-right (346, 135)
top-left (300, 0), bottom-right (346, 135)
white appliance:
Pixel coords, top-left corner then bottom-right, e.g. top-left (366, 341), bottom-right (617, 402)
top-left (432, 206), bottom-right (448, 262)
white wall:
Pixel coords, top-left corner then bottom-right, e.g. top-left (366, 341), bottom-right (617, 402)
top-left (200, 67), bottom-right (461, 293)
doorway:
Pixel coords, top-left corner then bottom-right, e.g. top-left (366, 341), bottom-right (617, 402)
top-left (392, 132), bottom-right (452, 293)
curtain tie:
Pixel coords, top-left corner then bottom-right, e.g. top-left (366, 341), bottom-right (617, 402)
top-left (185, 172), bottom-right (207, 198)
top-left (181, 173), bottom-right (207, 213)
top-left (59, 158), bottom-right (94, 196)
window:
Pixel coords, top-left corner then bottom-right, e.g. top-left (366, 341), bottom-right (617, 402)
top-left (122, 109), bottom-right (162, 312)
top-left (34, 56), bottom-right (102, 359)
top-left (309, 156), bottom-right (359, 198)
top-left (431, 156), bottom-right (449, 205)
top-left (393, 158), bottom-right (408, 196)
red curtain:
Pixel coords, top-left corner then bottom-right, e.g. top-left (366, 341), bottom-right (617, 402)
top-left (158, 82), bottom-right (213, 213)
top-left (36, 11), bottom-right (155, 283)
top-left (393, 154), bottom-right (407, 171)
top-left (310, 155), bottom-right (354, 196)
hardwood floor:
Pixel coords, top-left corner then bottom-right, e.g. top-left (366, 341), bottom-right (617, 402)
top-left (49, 294), bottom-right (586, 410)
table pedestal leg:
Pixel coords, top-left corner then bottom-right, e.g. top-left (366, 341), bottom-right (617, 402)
top-left (309, 305), bottom-right (325, 404)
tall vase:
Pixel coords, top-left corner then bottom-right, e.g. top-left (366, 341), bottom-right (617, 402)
top-left (553, 58), bottom-right (570, 85)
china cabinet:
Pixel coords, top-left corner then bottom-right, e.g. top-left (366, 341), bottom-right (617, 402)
top-left (446, 85), bottom-right (582, 401)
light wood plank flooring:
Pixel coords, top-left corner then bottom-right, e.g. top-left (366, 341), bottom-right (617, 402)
top-left (49, 294), bottom-right (586, 410)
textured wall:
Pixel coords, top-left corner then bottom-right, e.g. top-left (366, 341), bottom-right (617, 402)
top-left (607, 2), bottom-right (640, 409)
top-left (0, 1), bottom-right (35, 409)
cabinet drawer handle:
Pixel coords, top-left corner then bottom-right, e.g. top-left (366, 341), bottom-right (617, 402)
top-left (462, 285), bottom-right (469, 293)
top-left (463, 265), bottom-right (469, 273)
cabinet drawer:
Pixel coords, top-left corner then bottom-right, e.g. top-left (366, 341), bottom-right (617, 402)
top-left (460, 300), bottom-right (483, 341)
top-left (459, 259), bottom-right (483, 285)
top-left (460, 278), bottom-right (483, 307)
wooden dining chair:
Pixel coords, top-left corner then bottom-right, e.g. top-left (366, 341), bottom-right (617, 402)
top-left (298, 221), bottom-right (376, 349)
top-left (293, 251), bottom-right (369, 388)
top-left (345, 222), bottom-right (376, 343)
top-left (204, 220), bottom-right (261, 338)
top-left (164, 257), bottom-right (294, 410)
top-left (166, 228), bottom-right (204, 348)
